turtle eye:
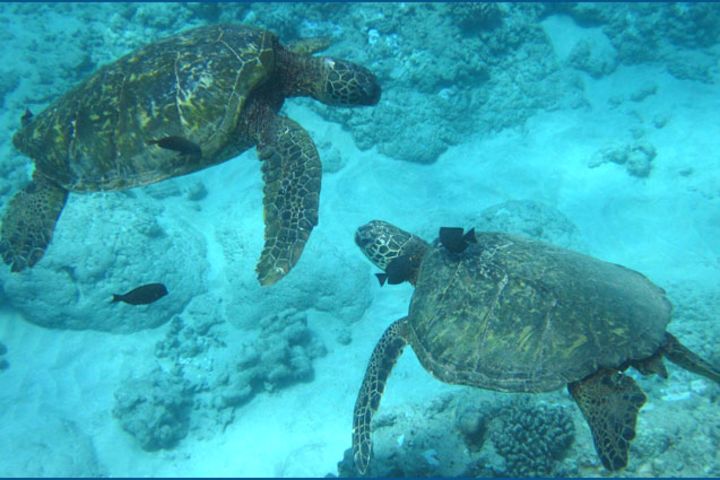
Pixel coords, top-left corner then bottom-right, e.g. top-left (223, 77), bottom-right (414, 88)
top-left (354, 231), bottom-right (370, 248)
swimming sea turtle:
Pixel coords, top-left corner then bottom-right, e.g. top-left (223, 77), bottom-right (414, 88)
top-left (0, 24), bottom-right (380, 285)
top-left (352, 220), bottom-right (720, 474)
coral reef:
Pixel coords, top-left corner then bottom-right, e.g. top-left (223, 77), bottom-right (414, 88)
top-left (334, 390), bottom-right (579, 477)
top-left (554, 3), bottom-right (720, 83)
top-left (311, 3), bottom-right (584, 164)
top-left (210, 309), bottom-right (328, 409)
top-left (114, 294), bottom-right (328, 450)
top-left (112, 368), bottom-right (193, 451)
top-left (490, 399), bottom-right (575, 477)
top-left (445, 2), bottom-right (504, 32)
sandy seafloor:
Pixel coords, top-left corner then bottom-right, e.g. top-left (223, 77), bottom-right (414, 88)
top-left (0, 2), bottom-right (719, 478)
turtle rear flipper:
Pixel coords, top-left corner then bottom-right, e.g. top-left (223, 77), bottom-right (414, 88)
top-left (663, 333), bottom-right (720, 383)
top-left (0, 172), bottom-right (68, 272)
top-left (353, 318), bottom-right (409, 476)
top-left (255, 115), bottom-right (321, 286)
top-left (569, 370), bottom-right (647, 471)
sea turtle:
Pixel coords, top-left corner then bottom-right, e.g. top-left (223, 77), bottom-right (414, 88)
top-left (352, 220), bottom-right (720, 474)
top-left (0, 24), bottom-right (380, 285)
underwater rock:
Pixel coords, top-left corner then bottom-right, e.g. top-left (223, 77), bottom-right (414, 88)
top-left (375, 109), bottom-right (454, 164)
top-left (143, 179), bottom-right (207, 203)
top-left (567, 39), bottom-right (618, 78)
top-left (0, 341), bottom-right (7, 372)
top-left (217, 222), bottom-right (371, 332)
top-left (629, 82), bottom-right (658, 102)
top-left (590, 141), bottom-right (657, 178)
top-left (454, 401), bottom-right (491, 450)
top-left (463, 199), bottom-right (585, 250)
top-left (113, 368), bottom-right (193, 451)
top-left (317, 139), bottom-right (348, 174)
top-left (0, 68), bottom-right (20, 107)
top-left (0, 192), bottom-right (207, 332)
top-left (186, 181), bottom-right (208, 202)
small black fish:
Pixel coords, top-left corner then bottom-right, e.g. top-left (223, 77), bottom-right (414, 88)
top-left (148, 136), bottom-right (202, 158)
top-left (439, 226), bottom-right (477, 254)
top-left (375, 254), bottom-right (414, 286)
top-left (21, 108), bottom-right (33, 127)
top-left (112, 283), bottom-right (168, 305)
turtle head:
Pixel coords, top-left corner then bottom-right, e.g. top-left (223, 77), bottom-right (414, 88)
top-left (313, 57), bottom-right (381, 106)
top-left (355, 220), bottom-right (429, 286)
top-left (284, 50), bottom-right (381, 106)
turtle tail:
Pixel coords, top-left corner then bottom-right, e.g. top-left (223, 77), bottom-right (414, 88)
top-left (352, 318), bottom-right (408, 475)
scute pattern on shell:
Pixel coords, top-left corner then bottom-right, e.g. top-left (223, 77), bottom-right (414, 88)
top-left (406, 232), bottom-right (672, 392)
top-left (13, 25), bottom-right (276, 191)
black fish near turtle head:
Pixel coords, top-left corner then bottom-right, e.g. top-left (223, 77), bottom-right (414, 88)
top-left (375, 254), bottom-right (415, 286)
top-left (112, 283), bottom-right (168, 305)
top-left (439, 226), bottom-right (477, 254)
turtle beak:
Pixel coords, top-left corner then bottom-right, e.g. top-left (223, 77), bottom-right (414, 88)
top-left (354, 227), bottom-right (372, 249)
top-left (358, 73), bottom-right (381, 105)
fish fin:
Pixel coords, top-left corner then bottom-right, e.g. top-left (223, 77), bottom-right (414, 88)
top-left (375, 273), bottom-right (388, 286)
top-left (464, 228), bottom-right (477, 244)
top-left (21, 108), bottom-right (33, 127)
top-left (111, 294), bottom-right (122, 303)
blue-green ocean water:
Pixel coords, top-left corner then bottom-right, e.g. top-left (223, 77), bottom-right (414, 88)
top-left (0, 2), bottom-right (718, 477)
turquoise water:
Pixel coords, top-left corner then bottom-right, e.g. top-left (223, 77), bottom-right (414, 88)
top-left (0, 2), bottom-right (718, 477)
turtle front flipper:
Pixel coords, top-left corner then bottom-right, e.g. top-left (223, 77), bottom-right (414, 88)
top-left (0, 172), bottom-right (68, 272)
top-left (568, 370), bottom-right (647, 471)
top-left (255, 115), bottom-right (321, 286)
top-left (663, 333), bottom-right (720, 383)
top-left (353, 318), bottom-right (409, 475)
